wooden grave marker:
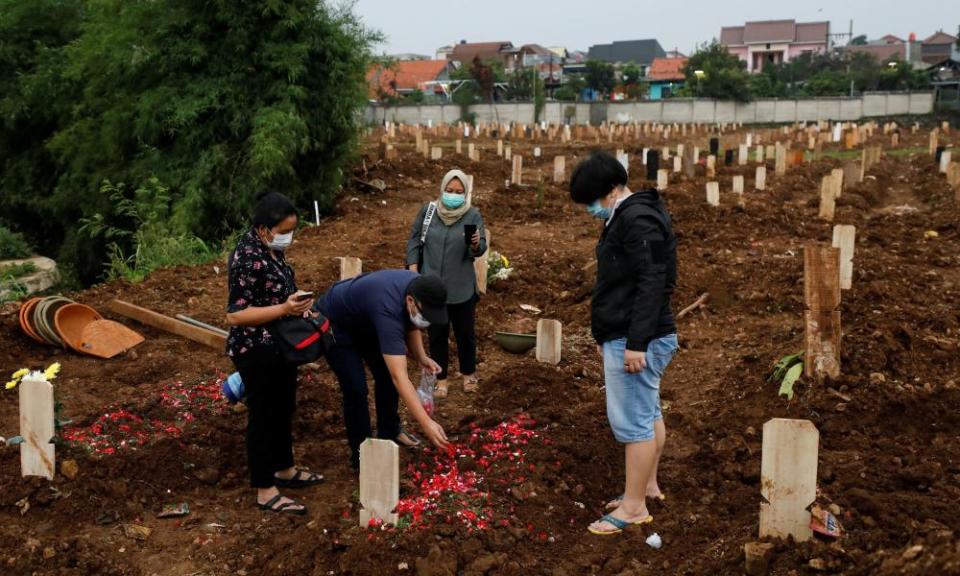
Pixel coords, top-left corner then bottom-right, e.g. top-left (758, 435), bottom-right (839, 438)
top-left (759, 418), bottom-right (819, 542)
top-left (755, 166), bottom-right (766, 191)
top-left (430, 146), bottom-right (442, 161)
top-left (706, 182), bottom-right (720, 207)
top-left (774, 144), bottom-right (786, 176)
top-left (940, 150), bottom-right (952, 174)
top-left (803, 244), bottom-right (841, 380)
top-left (455, 139), bottom-right (462, 154)
top-left (706, 155), bottom-right (716, 178)
top-left (511, 156), bottom-right (523, 186)
top-left (359, 439), bottom-right (399, 526)
top-left (20, 373), bottom-right (55, 479)
top-left (831, 167), bottom-right (844, 197)
top-left (535, 319), bottom-right (562, 365)
top-left (504, 146), bottom-right (512, 161)
top-left (553, 156), bottom-right (566, 183)
top-left (656, 169), bottom-right (669, 191)
top-left (340, 256), bottom-right (363, 280)
top-left (739, 144), bottom-right (748, 165)
top-left (832, 225), bottom-right (856, 290)
top-left (673, 156), bottom-right (681, 174)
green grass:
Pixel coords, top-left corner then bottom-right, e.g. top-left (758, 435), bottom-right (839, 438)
top-left (810, 146), bottom-right (926, 161)
top-left (0, 261), bottom-right (37, 279)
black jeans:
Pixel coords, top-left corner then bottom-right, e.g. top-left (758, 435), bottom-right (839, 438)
top-left (428, 297), bottom-right (477, 380)
top-left (323, 333), bottom-right (400, 468)
top-left (232, 348), bottom-right (298, 488)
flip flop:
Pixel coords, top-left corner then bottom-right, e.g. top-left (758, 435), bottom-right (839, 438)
top-left (587, 513), bottom-right (653, 535)
top-left (275, 468), bottom-right (325, 489)
top-left (395, 429), bottom-right (422, 449)
top-left (257, 494), bottom-right (307, 516)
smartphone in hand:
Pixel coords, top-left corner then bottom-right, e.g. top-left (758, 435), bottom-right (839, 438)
top-left (295, 291), bottom-right (314, 302)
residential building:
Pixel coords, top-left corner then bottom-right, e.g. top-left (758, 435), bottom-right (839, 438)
top-left (435, 45), bottom-right (454, 61)
top-left (587, 39), bottom-right (666, 74)
top-left (519, 44), bottom-right (564, 85)
top-left (447, 41), bottom-right (519, 72)
top-left (844, 33), bottom-right (922, 66)
top-left (366, 60), bottom-right (455, 101)
top-left (645, 57), bottom-right (688, 100)
top-left (921, 31), bottom-right (959, 65)
top-left (720, 20), bottom-right (830, 73)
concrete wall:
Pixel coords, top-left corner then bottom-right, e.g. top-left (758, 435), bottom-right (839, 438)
top-left (364, 92), bottom-right (935, 126)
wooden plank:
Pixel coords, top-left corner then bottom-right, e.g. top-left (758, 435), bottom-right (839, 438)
top-left (832, 225), bottom-right (856, 290)
top-left (759, 418), bottom-right (819, 542)
top-left (535, 319), bottom-right (562, 365)
top-left (108, 299), bottom-right (226, 350)
top-left (20, 375), bottom-right (55, 479)
top-left (430, 146), bottom-right (442, 160)
top-left (511, 155), bottom-right (523, 186)
top-left (359, 439), bottom-right (399, 526)
top-left (804, 310), bottom-right (842, 380)
top-left (706, 155), bottom-right (716, 178)
top-left (739, 144), bottom-right (748, 165)
top-left (803, 244), bottom-right (841, 312)
top-left (831, 168), bottom-right (844, 197)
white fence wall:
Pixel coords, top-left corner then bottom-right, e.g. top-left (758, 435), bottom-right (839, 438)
top-left (365, 92), bottom-right (934, 126)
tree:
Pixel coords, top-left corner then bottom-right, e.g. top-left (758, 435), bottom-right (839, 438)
top-left (680, 40), bottom-right (751, 101)
top-left (0, 0), bottom-right (379, 283)
top-left (621, 63), bottom-right (643, 86)
top-left (850, 35), bottom-right (868, 46)
top-left (584, 60), bottom-right (616, 97)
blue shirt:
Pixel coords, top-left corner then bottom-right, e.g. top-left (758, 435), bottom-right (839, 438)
top-left (318, 269), bottom-right (416, 356)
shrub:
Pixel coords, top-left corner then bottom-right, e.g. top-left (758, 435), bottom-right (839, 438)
top-left (0, 225), bottom-right (33, 259)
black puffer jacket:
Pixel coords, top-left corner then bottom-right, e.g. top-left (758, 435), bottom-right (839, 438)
top-left (591, 189), bottom-right (677, 351)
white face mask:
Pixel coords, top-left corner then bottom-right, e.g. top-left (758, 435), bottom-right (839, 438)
top-left (410, 311), bottom-right (430, 329)
top-left (266, 230), bottom-right (293, 251)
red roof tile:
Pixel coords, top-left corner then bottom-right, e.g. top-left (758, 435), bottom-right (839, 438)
top-left (448, 42), bottom-right (513, 63)
top-left (647, 57), bottom-right (688, 81)
top-left (924, 31), bottom-right (958, 45)
top-left (367, 60), bottom-right (451, 97)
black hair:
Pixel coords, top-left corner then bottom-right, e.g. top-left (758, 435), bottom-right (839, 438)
top-left (252, 192), bottom-right (297, 229)
top-left (569, 151), bottom-right (628, 204)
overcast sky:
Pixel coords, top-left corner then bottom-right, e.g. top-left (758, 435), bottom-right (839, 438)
top-left (347, 0), bottom-right (954, 57)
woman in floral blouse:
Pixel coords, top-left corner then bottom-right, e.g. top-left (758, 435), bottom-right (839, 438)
top-left (226, 192), bottom-right (322, 515)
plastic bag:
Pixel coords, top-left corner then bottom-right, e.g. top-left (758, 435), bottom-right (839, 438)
top-left (222, 372), bottom-right (245, 404)
top-left (417, 370), bottom-right (436, 416)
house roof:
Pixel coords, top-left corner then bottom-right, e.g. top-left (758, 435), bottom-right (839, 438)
top-left (647, 57), bottom-right (688, 81)
top-left (881, 34), bottom-right (905, 44)
top-left (448, 42), bottom-right (513, 63)
top-left (923, 31), bottom-right (958, 45)
top-left (367, 60), bottom-right (451, 97)
top-left (845, 43), bottom-right (906, 62)
top-left (587, 39), bottom-right (666, 65)
top-left (721, 20), bottom-right (829, 45)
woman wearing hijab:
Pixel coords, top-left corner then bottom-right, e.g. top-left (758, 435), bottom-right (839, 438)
top-left (406, 170), bottom-right (487, 397)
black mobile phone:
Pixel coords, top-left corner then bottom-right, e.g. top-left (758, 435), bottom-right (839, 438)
top-left (295, 291), bottom-right (314, 301)
top-left (464, 224), bottom-right (477, 245)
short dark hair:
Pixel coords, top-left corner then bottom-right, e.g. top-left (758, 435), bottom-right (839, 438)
top-left (252, 192), bottom-right (297, 229)
top-left (569, 151), bottom-right (628, 204)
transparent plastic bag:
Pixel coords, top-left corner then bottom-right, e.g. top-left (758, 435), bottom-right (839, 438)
top-left (417, 370), bottom-right (436, 416)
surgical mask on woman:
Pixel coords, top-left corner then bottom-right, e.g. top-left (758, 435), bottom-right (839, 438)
top-left (441, 192), bottom-right (465, 209)
top-left (266, 230), bottom-right (294, 251)
top-left (586, 200), bottom-right (611, 220)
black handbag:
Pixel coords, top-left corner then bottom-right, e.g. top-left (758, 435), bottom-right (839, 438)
top-left (269, 313), bottom-right (335, 365)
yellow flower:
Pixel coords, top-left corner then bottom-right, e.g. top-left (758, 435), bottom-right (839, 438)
top-left (501, 255), bottom-right (509, 267)
top-left (4, 380), bottom-right (17, 390)
top-left (43, 363), bottom-right (61, 381)
top-left (11, 368), bottom-right (29, 380)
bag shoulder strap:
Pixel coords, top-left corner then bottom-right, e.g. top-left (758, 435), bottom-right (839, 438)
top-left (420, 202), bottom-right (438, 244)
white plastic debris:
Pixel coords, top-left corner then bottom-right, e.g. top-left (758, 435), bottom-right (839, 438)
top-left (645, 533), bottom-right (662, 549)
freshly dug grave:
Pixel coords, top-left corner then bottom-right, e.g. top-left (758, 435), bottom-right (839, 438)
top-left (0, 125), bottom-right (958, 576)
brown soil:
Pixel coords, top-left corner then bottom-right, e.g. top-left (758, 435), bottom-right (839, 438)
top-left (1, 125), bottom-right (959, 576)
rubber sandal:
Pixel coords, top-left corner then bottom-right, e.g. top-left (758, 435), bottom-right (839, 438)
top-left (257, 494), bottom-right (307, 516)
top-left (395, 429), bottom-right (422, 449)
top-left (463, 375), bottom-right (479, 393)
top-left (588, 514), bottom-right (631, 535)
top-left (275, 468), bottom-right (325, 489)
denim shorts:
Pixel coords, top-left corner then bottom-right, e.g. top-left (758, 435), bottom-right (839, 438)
top-left (602, 334), bottom-right (679, 443)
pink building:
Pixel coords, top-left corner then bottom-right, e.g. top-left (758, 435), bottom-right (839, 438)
top-left (720, 20), bottom-right (831, 73)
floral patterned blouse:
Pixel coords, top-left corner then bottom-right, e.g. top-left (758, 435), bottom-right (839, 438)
top-left (226, 228), bottom-right (298, 358)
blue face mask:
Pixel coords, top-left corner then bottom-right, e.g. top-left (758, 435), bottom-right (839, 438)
top-left (586, 200), bottom-right (611, 220)
top-left (441, 192), bottom-right (466, 209)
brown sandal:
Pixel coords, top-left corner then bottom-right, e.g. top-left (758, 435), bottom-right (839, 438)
top-left (434, 379), bottom-right (449, 399)
top-left (463, 375), bottom-right (479, 392)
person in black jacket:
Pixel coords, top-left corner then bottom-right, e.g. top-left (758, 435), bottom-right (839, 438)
top-left (570, 151), bottom-right (679, 536)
